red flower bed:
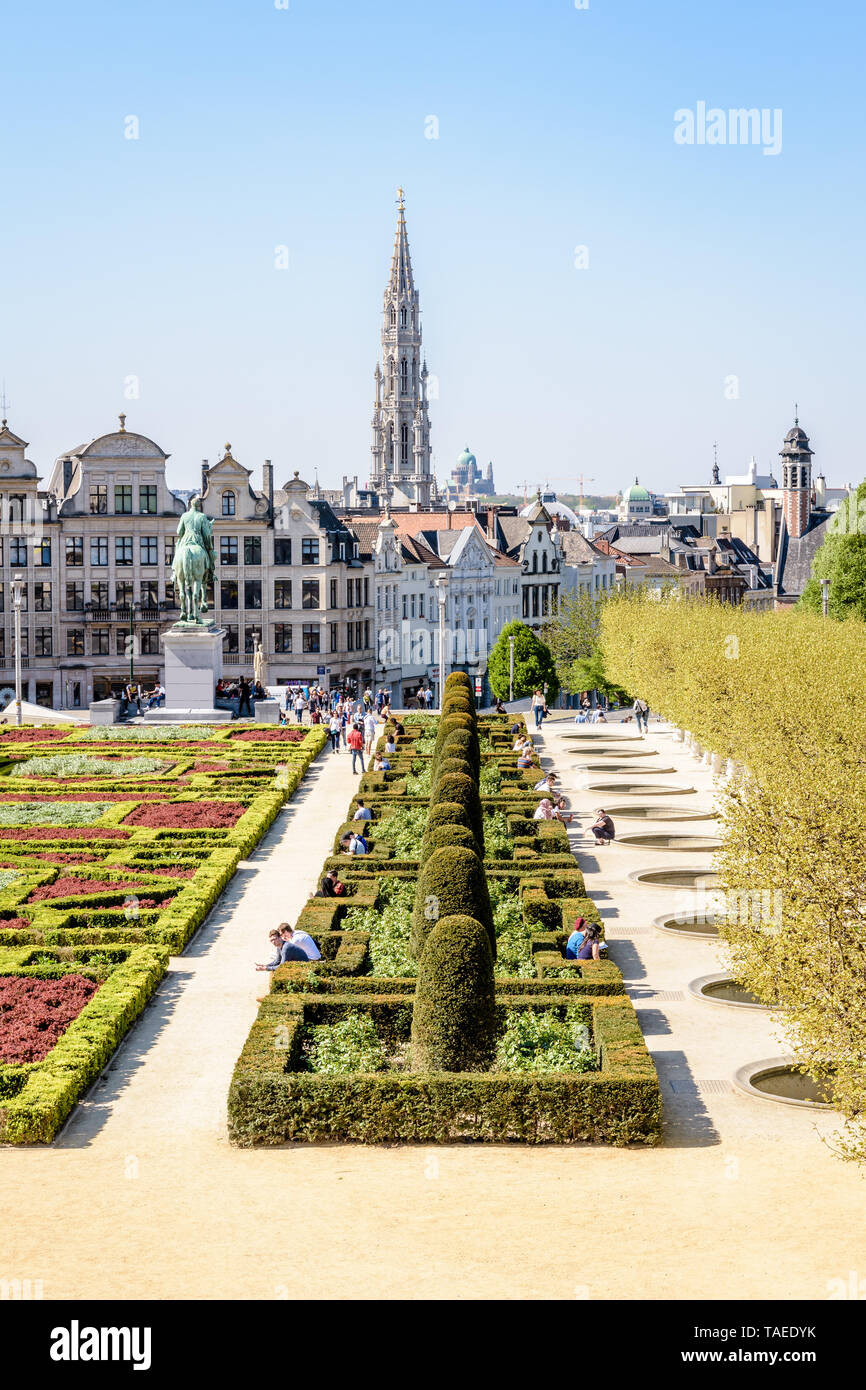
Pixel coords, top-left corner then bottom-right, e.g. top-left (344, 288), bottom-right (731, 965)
top-left (229, 729), bottom-right (306, 743)
top-left (0, 827), bottom-right (129, 841)
top-left (192, 760), bottom-right (230, 772)
top-left (0, 918), bottom-right (30, 932)
top-left (27, 876), bottom-right (152, 902)
top-left (33, 852), bottom-right (100, 865)
top-left (0, 728), bottom-right (73, 743)
top-left (148, 866), bottom-right (197, 879)
top-left (123, 801), bottom-right (246, 829)
top-left (0, 974), bottom-right (99, 1063)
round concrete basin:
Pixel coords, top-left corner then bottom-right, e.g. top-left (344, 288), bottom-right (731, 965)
top-left (587, 782), bottom-right (696, 795)
top-left (617, 832), bottom-right (722, 852)
top-left (630, 867), bottom-right (720, 889)
top-left (653, 910), bottom-right (723, 938)
top-left (733, 1058), bottom-right (835, 1109)
top-left (571, 747), bottom-right (658, 759)
top-left (578, 763), bottom-right (677, 774)
top-left (688, 973), bottom-right (768, 1009)
top-left (604, 805), bottom-right (717, 821)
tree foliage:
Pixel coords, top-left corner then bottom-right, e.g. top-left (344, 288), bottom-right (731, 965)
top-left (601, 588), bottom-right (866, 1161)
top-left (799, 482), bottom-right (866, 620)
top-left (487, 621), bottom-right (560, 702)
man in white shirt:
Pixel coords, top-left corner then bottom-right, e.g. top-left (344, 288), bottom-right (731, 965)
top-left (353, 800), bottom-right (373, 821)
top-left (363, 710), bottom-right (378, 753)
top-left (279, 923), bottom-right (321, 961)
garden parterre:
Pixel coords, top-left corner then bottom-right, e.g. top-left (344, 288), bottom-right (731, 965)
top-left (229, 682), bottom-right (661, 1145)
top-left (0, 721), bottom-right (327, 1142)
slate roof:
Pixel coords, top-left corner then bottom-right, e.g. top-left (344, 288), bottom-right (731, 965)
top-left (775, 513), bottom-right (832, 599)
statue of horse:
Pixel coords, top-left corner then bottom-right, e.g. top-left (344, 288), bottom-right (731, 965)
top-left (172, 498), bottom-right (215, 624)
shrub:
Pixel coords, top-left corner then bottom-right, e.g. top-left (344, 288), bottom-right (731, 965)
top-left (495, 1006), bottom-right (596, 1073)
top-left (420, 823), bottom-right (481, 864)
top-left (435, 728), bottom-right (480, 777)
top-left (430, 772), bottom-right (483, 848)
top-left (304, 1010), bottom-right (388, 1074)
top-left (433, 756), bottom-right (474, 786)
top-left (444, 672), bottom-right (473, 694)
top-left (425, 801), bottom-right (473, 838)
top-left (410, 845), bottom-right (494, 958)
top-left (411, 914), bottom-right (497, 1072)
top-left (13, 755), bottom-right (170, 779)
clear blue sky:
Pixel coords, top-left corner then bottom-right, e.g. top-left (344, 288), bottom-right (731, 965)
top-left (1, 0), bottom-right (862, 496)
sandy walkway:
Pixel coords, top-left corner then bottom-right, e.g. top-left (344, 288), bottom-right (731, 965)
top-left (2, 719), bottom-right (865, 1300)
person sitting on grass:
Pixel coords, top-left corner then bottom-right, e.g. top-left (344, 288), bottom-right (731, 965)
top-left (353, 799), bottom-right (373, 821)
top-left (279, 922), bottom-right (321, 962)
top-left (533, 798), bottom-right (555, 820)
top-left (590, 809), bottom-right (615, 846)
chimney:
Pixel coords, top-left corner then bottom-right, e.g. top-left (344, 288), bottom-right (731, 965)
top-left (201, 459), bottom-right (209, 496)
top-left (706, 549), bottom-right (716, 574)
top-left (487, 504), bottom-right (497, 544)
top-left (263, 459), bottom-right (274, 518)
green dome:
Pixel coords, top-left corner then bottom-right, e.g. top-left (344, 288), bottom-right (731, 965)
top-left (625, 477), bottom-right (650, 501)
top-left (457, 445), bottom-right (476, 469)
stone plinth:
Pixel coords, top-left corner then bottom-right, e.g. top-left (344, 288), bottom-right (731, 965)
top-left (89, 699), bottom-right (121, 726)
top-left (145, 624), bottom-right (227, 723)
top-left (254, 700), bottom-right (281, 724)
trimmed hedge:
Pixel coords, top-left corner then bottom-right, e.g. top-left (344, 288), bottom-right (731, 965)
top-left (430, 771), bottom-right (483, 849)
top-left (411, 845), bottom-right (495, 959)
top-left (411, 914), bottom-right (497, 1071)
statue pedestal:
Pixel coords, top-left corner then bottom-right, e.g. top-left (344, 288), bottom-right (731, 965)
top-left (144, 624), bottom-right (230, 723)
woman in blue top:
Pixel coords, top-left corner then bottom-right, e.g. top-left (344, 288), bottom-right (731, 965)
top-left (565, 917), bottom-right (588, 959)
top-left (577, 925), bottom-right (602, 961)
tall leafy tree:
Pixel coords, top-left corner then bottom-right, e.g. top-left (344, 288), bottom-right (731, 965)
top-left (799, 481), bottom-right (866, 620)
top-left (487, 621), bottom-right (559, 702)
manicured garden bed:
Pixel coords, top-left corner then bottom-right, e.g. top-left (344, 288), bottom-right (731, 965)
top-left (0, 973), bottom-right (100, 1063)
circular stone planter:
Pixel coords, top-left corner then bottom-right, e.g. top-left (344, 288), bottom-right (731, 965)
top-left (617, 832), bottom-right (723, 853)
top-left (570, 747), bottom-right (659, 758)
top-left (578, 763), bottom-right (677, 774)
top-left (653, 911), bottom-right (723, 938)
top-left (733, 1058), bottom-right (836, 1110)
top-left (586, 782), bottom-right (697, 795)
top-left (688, 972), bottom-right (769, 1009)
top-left (603, 804), bottom-right (717, 821)
top-left (630, 866), bottom-right (720, 889)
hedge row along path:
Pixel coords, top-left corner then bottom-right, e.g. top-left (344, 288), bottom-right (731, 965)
top-left (2, 711), bottom-right (865, 1297)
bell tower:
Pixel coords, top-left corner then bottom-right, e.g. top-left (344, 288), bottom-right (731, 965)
top-left (780, 412), bottom-right (814, 540)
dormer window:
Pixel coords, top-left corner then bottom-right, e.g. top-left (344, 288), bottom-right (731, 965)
top-left (222, 490), bottom-right (236, 517)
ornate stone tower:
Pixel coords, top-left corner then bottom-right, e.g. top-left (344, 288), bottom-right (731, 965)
top-left (370, 190), bottom-right (432, 507)
top-left (780, 414), bottom-right (814, 540)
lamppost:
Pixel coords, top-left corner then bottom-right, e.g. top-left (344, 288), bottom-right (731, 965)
top-left (820, 577), bottom-right (830, 618)
top-left (435, 577), bottom-right (448, 710)
top-left (128, 601), bottom-right (141, 687)
top-left (12, 572), bottom-right (24, 726)
top-left (508, 633), bottom-right (515, 703)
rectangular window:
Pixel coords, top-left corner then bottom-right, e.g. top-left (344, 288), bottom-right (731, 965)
top-left (302, 623), bottom-right (320, 653)
top-left (114, 581), bottom-right (133, 607)
top-left (301, 538), bottom-right (319, 565)
top-left (347, 623), bottom-right (354, 652)
top-left (244, 580), bottom-right (262, 609)
top-left (66, 582), bottom-right (84, 611)
top-left (139, 485), bottom-right (157, 514)
top-left (330, 622), bottom-right (338, 653)
top-left (140, 627), bottom-right (160, 655)
top-left (115, 537), bottom-right (133, 566)
top-left (410, 593), bottom-right (416, 618)
top-left (364, 577), bottom-right (369, 606)
top-left (364, 619), bottom-right (370, 648)
top-left (140, 536), bottom-right (158, 565)
top-left (33, 582), bottom-right (51, 612)
top-left (164, 537), bottom-right (175, 567)
top-left (244, 626), bottom-right (258, 655)
top-left (35, 627), bottom-right (52, 657)
top-left (220, 580), bottom-right (238, 610)
top-left (244, 536), bottom-right (262, 565)
top-left (114, 485), bottom-right (132, 514)
top-left (274, 538), bottom-right (292, 565)
top-left (274, 623), bottom-right (292, 653)
top-left (14, 628), bottom-right (29, 659)
top-left (402, 595), bottom-right (408, 620)
top-left (89, 485), bottom-right (107, 514)
top-left (302, 579), bottom-right (319, 609)
top-left (0, 540), bottom-right (3, 565)
top-left (116, 629), bottom-right (128, 657)
top-left (355, 621), bottom-right (363, 650)
top-left (67, 629), bottom-right (85, 656)
top-left (223, 625), bottom-right (238, 654)
top-left (222, 492), bottom-right (236, 517)
top-left (330, 577), bottom-right (337, 609)
top-left (92, 628), bottom-right (110, 656)
top-left (16, 583), bottom-right (28, 611)
top-left (140, 580), bottom-right (158, 608)
top-left (220, 536), bottom-right (238, 566)
top-left (164, 580), bottom-right (176, 606)
top-left (34, 539), bottom-right (51, 566)
top-left (0, 630), bottom-right (5, 658)
top-left (90, 537), bottom-right (109, 567)
top-left (10, 538), bottom-right (27, 566)
top-left (274, 580), bottom-right (292, 609)
top-left (522, 587), bottom-right (530, 619)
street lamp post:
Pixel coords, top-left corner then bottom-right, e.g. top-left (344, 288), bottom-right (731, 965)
top-left (508, 634), bottom-right (515, 703)
top-left (12, 573), bottom-right (24, 726)
top-left (435, 578), bottom-right (448, 710)
top-left (820, 577), bottom-right (830, 618)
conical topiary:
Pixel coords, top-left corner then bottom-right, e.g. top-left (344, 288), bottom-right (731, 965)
top-left (444, 671), bottom-right (473, 694)
top-left (420, 821), bottom-right (482, 866)
top-left (410, 844), bottom-right (495, 959)
top-left (436, 727), bottom-right (480, 777)
top-left (430, 771), bottom-right (484, 849)
top-left (411, 914), bottom-right (497, 1072)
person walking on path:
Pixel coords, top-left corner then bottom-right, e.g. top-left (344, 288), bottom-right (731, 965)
top-left (531, 688), bottom-right (545, 729)
top-left (633, 697), bottom-right (649, 734)
top-left (363, 709), bottom-right (378, 754)
top-left (328, 713), bottom-right (341, 753)
top-left (347, 722), bottom-right (365, 775)
top-left (238, 677), bottom-right (253, 718)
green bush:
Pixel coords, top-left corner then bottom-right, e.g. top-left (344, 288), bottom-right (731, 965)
top-left (444, 672), bottom-right (473, 694)
top-left (430, 772), bottom-right (483, 848)
top-left (410, 845), bottom-right (494, 959)
top-left (434, 728), bottom-right (480, 777)
top-left (420, 823), bottom-right (481, 865)
top-left (411, 914), bottom-right (497, 1072)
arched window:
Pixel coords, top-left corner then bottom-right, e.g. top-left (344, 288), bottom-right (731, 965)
top-left (400, 305), bottom-right (407, 327)
top-left (400, 358), bottom-right (408, 394)
top-left (221, 490), bottom-right (236, 517)
top-left (390, 306), bottom-right (396, 326)
top-left (401, 424), bottom-right (409, 466)
top-left (542, 551), bottom-right (548, 573)
top-left (532, 552), bottom-right (538, 573)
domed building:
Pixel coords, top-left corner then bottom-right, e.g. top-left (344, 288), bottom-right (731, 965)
top-left (520, 490), bottom-right (580, 530)
top-left (617, 477), bottom-right (653, 520)
top-left (445, 445), bottom-right (495, 501)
